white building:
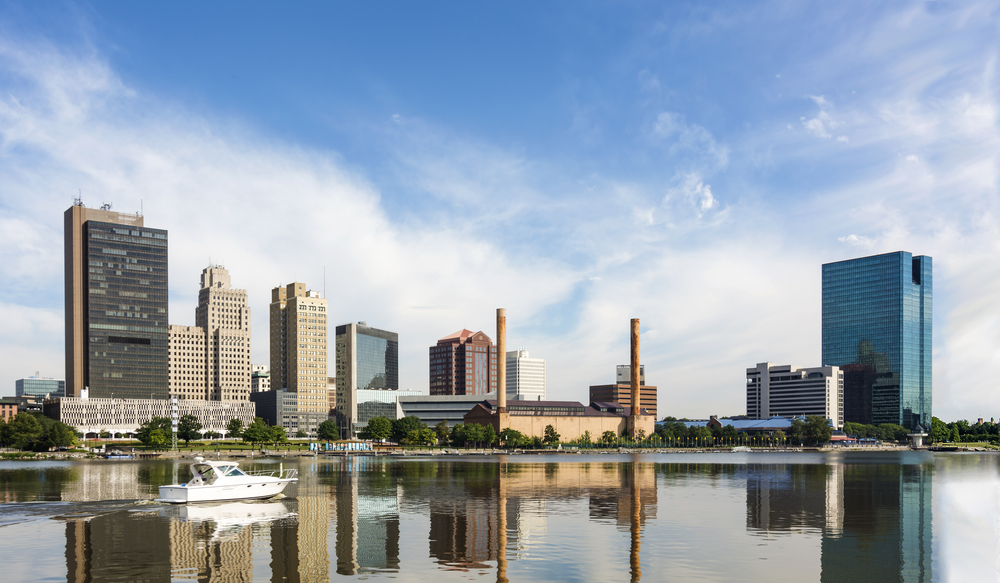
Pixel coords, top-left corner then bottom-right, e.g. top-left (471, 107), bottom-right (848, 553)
top-left (45, 396), bottom-right (255, 437)
top-left (746, 362), bottom-right (843, 428)
top-left (506, 350), bottom-right (546, 401)
top-left (251, 364), bottom-right (271, 392)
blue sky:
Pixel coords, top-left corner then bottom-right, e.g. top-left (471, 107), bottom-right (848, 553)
top-left (1, 1), bottom-right (998, 421)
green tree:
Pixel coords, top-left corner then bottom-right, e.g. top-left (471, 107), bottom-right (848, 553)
top-left (225, 418), bottom-right (244, 439)
top-left (580, 430), bottom-right (592, 445)
top-left (601, 430), bottom-right (617, 445)
top-left (177, 414), bottom-right (203, 446)
top-left (7, 413), bottom-right (43, 451)
top-left (722, 425), bottom-right (739, 442)
top-left (930, 417), bottom-right (948, 443)
top-left (148, 429), bottom-right (167, 449)
top-left (362, 417), bottom-right (393, 441)
top-left (877, 423), bottom-right (908, 442)
top-left (543, 425), bottom-right (560, 444)
top-left (449, 423), bottom-right (467, 447)
top-left (773, 429), bottom-right (786, 445)
top-left (950, 425), bottom-right (960, 443)
top-left (295, 429), bottom-right (307, 438)
top-left (269, 425), bottom-right (289, 443)
top-left (37, 417), bottom-right (78, 450)
top-left (242, 418), bottom-right (272, 447)
top-left (391, 416), bottom-right (425, 443)
top-left (482, 424), bottom-right (497, 447)
top-left (789, 419), bottom-right (806, 445)
top-left (317, 419), bottom-right (339, 442)
top-left (404, 427), bottom-right (437, 445)
top-left (500, 428), bottom-right (527, 447)
top-left (434, 421), bottom-right (450, 444)
top-left (203, 431), bottom-right (222, 439)
top-left (463, 423), bottom-right (484, 447)
top-left (137, 417), bottom-right (172, 449)
top-left (802, 416), bottom-right (832, 445)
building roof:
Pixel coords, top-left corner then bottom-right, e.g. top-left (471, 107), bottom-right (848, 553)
top-left (478, 399), bottom-right (651, 418)
top-left (437, 329), bottom-right (493, 344)
top-left (440, 329), bottom-right (476, 342)
top-left (677, 416), bottom-right (832, 431)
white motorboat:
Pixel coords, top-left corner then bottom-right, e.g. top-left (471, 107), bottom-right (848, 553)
top-left (158, 457), bottom-right (298, 504)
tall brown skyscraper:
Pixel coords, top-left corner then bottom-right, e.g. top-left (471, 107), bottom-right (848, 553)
top-left (64, 201), bottom-right (168, 399)
top-left (429, 329), bottom-right (497, 396)
top-left (269, 282), bottom-right (328, 413)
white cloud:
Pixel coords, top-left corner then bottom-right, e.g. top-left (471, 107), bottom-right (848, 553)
top-left (652, 111), bottom-right (729, 168)
top-left (663, 173), bottom-right (719, 218)
top-left (837, 234), bottom-right (873, 247)
top-left (0, 38), bottom-right (577, 394)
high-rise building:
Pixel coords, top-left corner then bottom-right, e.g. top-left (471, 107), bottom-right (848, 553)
top-left (269, 282), bottom-right (328, 414)
top-left (822, 252), bottom-right (932, 431)
top-left (64, 202), bottom-right (168, 399)
top-left (196, 266), bottom-right (251, 400)
top-left (336, 322), bottom-right (402, 438)
top-left (168, 325), bottom-right (206, 399)
top-left (745, 362), bottom-right (843, 427)
top-left (506, 350), bottom-right (545, 401)
top-left (429, 329), bottom-right (498, 396)
top-left (15, 375), bottom-right (65, 399)
top-left (167, 266), bottom-right (251, 401)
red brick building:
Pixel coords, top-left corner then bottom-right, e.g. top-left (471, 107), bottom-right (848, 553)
top-left (0, 399), bottom-right (18, 422)
top-left (429, 329), bottom-right (498, 396)
top-left (588, 384), bottom-right (657, 418)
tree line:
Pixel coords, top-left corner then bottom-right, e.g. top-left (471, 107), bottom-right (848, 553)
top-left (0, 412), bottom-right (78, 451)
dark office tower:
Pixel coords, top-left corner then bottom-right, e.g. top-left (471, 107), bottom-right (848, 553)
top-left (822, 252), bottom-right (932, 432)
top-left (428, 329), bottom-right (497, 396)
top-left (64, 202), bottom-right (168, 399)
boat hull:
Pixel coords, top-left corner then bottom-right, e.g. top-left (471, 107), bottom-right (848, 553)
top-left (158, 478), bottom-right (294, 504)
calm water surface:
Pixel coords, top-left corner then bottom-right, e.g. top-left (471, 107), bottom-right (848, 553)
top-left (0, 452), bottom-right (996, 582)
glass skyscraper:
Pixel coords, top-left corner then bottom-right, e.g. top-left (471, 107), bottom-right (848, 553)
top-left (821, 251), bottom-right (932, 431)
top-left (335, 323), bottom-right (400, 438)
top-left (65, 203), bottom-right (169, 400)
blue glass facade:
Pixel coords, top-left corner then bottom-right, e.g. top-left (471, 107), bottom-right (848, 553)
top-left (15, 378), bottom-right (65, 398)
top-left (822, 252), bottom-right (932, 431)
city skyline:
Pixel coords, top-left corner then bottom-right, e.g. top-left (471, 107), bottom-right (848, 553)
top-left (1, 2), bottom-right (998, 420)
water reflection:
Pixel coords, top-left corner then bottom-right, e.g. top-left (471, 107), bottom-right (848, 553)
top-left (0, 454), bottom-right (955, 581)
top-left (741, 459), bottom-right (932, 582)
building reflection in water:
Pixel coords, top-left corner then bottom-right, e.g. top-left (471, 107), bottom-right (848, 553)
top-left (51, 456), bottom-right (932, 581)
top-left (743, 460), bottom-right (932, 583)
top-left (334, 456), bottom-right (401, 575)
top-left (423, 460), bottom-right (653, 582)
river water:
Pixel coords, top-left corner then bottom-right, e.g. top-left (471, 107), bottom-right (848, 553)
top-left (0, 452), bottom-right (996, 582)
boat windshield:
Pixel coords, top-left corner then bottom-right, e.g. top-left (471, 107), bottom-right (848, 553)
top-left (223, 466), bottom-right (246, 477)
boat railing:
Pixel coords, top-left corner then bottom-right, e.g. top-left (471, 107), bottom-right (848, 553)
top-left (244, 468), bottom-right (298, 480)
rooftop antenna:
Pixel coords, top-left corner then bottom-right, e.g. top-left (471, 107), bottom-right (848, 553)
top-left (141, 199), bottom-right (143, 216)
top-left (73, 190), bottom-right (84, 207)
top-left (100, 202), bottom-right (113, 211)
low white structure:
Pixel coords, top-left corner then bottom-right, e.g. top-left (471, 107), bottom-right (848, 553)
top-left (45, 397), bottom-right (255, 437)
top-left (746, 362), bottom-right (843, 428)
top-left (506, 350), bottom-right (546, 401)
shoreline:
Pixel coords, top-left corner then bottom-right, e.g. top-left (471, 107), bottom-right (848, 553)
top-left (3, 444), bottom-right (995, 461)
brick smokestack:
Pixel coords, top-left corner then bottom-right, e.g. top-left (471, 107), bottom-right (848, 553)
top-left (631, 318), bottom-right (640, 417)
top-left (497, 308), bottom-right (507, 413)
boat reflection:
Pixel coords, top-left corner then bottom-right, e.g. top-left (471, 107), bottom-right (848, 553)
top-left (159, 500), bottom-right (297, 542)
